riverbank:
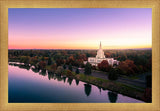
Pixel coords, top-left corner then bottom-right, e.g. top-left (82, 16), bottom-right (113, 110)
top-left (61, 69), bottom-right (148, 102)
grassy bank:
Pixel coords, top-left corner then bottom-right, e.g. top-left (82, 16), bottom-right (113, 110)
top-left (62, 70), bottom-right (146, 102)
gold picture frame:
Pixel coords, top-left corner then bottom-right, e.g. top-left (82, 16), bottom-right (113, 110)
top-left (0, 0), bottom-right (160, 111)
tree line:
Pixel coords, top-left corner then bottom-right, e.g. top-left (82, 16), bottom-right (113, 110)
top-left (8, 49), bottom-right (151, 77)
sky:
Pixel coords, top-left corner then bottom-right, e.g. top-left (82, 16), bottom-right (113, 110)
top-left (8, 8), bottom-right (152, 49)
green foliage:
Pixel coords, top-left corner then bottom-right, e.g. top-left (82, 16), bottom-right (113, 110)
top-left (48, 57), bottom-right (52, 65)
top-left (84, 62), bottom-right (92, 75)
top-left (68, 64), bottom-right (72, 71)
top-left (20, 56), bottom-right (30, 64)
top-left (55, 66), bottom-right (64, 75)
top-left (41, 56), bottom-right (44, 61)
top-left (63, 64), bottom-right (66, 69)
top-left (8, 49), bottom-right (152, 76)
top-left (76, 68), bottom-right (80, 74)
top-left (66, 70), bottom-right (74, 77)
top-left (108, 68), bottom-right (118, 80)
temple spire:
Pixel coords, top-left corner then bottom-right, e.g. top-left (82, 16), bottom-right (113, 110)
top-left (100, 41), bottom-right (101, 49)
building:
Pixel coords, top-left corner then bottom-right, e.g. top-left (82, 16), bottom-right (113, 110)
top-left (84, 42), bottom-right (119, 66)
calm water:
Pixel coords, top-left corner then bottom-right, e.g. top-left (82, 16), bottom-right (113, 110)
top-left (8, 63), bottom-right (144, 103)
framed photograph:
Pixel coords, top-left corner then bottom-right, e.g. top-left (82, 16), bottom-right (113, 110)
top-left (0, 0), bottom-right (160, 111)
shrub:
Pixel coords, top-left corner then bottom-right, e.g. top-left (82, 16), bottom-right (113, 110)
top-left (76, 68), bottom-right (80, 74)
top-left (84, 62), bottom-right (92, 75)
top-left (68, 64), bottom-right (72, 71)
top-left (55, 66), bottom-right (64, 75)
top-left (63, 64), bottom-right (66, 69)
top-left (66, 70), bottom-right (73, 77)
top-left (108, 68), bottom-right (118, 80)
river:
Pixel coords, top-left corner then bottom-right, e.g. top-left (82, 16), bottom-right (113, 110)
top-left (8, 63), bottom-right (144, 103)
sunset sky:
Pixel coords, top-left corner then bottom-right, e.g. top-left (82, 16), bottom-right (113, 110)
top-left (8, 8), bottom-right (152, 49)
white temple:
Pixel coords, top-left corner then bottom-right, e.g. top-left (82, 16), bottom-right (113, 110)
top-left (84, 42), bottom-right (119, 66)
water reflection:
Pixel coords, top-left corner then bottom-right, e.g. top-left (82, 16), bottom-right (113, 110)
top-left (18, 64), bottom-right (30, 70)
top-left (48, 71), bottom-right (54, 80)
top-left (8, 63), bottom-right (144, 103)
top-left (108, 91), bottom-right (118, 103)
top-left (96, 86), bottom-right (102, 94)
top-left (9, 62), bottom-right (30, 71)
top-left (62, 77), bottom-right (66, 83)
top-left (76, 80), bottom-right (79, 86)
top-left (31, 67), bottom-right (40, 73)
top-left (56, 74), bottom-right (63, 82)
top-left (67, 77), bottom-right (73, 85)
top-left (39, 69), bottom-right (47, 76)
top-left (84, 84), bottom-right (92, 97)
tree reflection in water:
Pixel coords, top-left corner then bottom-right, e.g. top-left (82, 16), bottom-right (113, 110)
top-left (31, 67), bottom-right (40, 73)
top-left (18, 64), bottom-right (30, 70)
top-left (108, 91), bottom-right (118, 103)
top-left (96, 86), bottom-right (102, 94)
top-left (62, 77), bottom-right (66, 83)
top-left (84, 84), bottom-right (92, 97)
top-left (75, 80), bottom-right (79, 86)
top-left (48, 71), bottom-right (54, 80)
top-left (67, 77), bottom-right (73, 85)
top-left (56, 74), bottom-right (63, 82)
top-left (39, 69), bottom-right (47, 76)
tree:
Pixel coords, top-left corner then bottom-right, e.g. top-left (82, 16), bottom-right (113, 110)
top-left (38, 61), bottom-right (46, 69)
top-left (76, 68), bottom-right (79, 74)
top-left (117, 59), bottom-right (139, 76)
top-left (30, 56), bottom-right (38, 65)
top-left (20, 56), bottom-right (30, 64)
top-left (98, 60), bottom-right (111, 72)
top-left (108, 68), bottom-right (118, 80)
top-left (48, 57), bottom-right (52, 65)
top-left (84, 62), bottom-right (92, 75)
top-left (66, 70), bottom-right (73, 77)
top-left (55, 66), bottom-right (64, 75)
top-left (51, 63), bottom-right (57, 72)
top-left (68, 64), bottom-right (72, 71)
top-left (41, 56), bottom-right (44, 61)
top-left (63, 64), bottom-right (66, 69)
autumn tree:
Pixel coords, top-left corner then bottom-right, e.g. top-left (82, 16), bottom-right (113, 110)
top-left (118, 59), bottom-right (138, 76)
top-left (51, 63), bottom-right (57, 72)
top-left (98, 60), bottom-right (111, 72)
top-left (30, 56), bottom-right (38, 65)
top-left (39, 61), bottom-right (46, 69)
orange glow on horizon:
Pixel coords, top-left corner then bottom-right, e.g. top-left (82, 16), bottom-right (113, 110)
top-left (9, 44), bottom-right (152, 50)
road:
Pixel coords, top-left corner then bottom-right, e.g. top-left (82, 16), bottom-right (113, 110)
top-left (71, 67), bottom-right (146, 90)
